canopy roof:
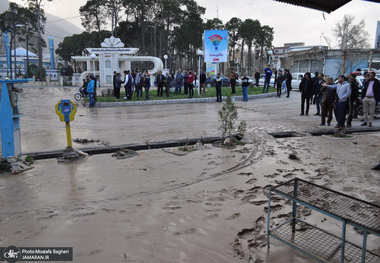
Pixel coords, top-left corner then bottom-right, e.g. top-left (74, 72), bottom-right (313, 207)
top-left (11, 47), bottom-right (37, 57)
top-left (274, 0), bottom-right (379, 13)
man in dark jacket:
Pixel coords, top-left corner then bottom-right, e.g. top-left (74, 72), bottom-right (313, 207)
top-left (361, 71), bottom-right (380, 127)
top-left (346, 74), bottom-right (359, 127)
top-left (275, 69), bottom-right (285, 98)
top-left (299, 72), bottom-right (313, 116)
top-left (284, 69), bottom-right (292, 97)
top-left (320, 77), bottom-right (336, 126)
top-left (156, 71), bottom-right (164, 97)
top-left (113, 71), bottom-right (118, 97)
top-left (164, 72), bottom-right (171, 97)
top-left (313, 73), bottom-right (325, 115)
top-left (200, 69), bottom-right (206, 95)
top-left (114, 73), bottom-right (122, 99)
top-left (230, 69), bottom-right (238, 94)
top-left (215, 73), bottom-right (222, 103)
top-left (254, 70), bottom-right (260, 87)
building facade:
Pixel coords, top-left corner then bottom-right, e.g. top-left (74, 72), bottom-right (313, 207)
top-left (280, 46), bottom-right (379, 78)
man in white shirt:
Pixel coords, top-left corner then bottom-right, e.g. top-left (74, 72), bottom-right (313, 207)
top-left (361, 72), bottom-right (380, 127)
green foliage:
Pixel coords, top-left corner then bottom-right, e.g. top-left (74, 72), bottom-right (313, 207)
top-left (237, 120), bottom-right (247, 135)
top-left (30, 66), bottom-right (46, 81)
top-left (205, 18), bottom-right (224, 29)
top-left (218, 95), bottom-right (238, 138)
top-left (80, 0), bottom-right (108, 45)
top-left (56, 31), bottom-right (110, 62)
top-left (59, 64), bottom-right (74, 76)
top-left (25, 156), bottom-right (35, 164)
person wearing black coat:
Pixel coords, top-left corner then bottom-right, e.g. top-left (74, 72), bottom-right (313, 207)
top-left (200, 69), bottom-right (206, 95)
top-left (254, 71), bottom-right (260, 87)
top-left (299, 72), bottom-right (313, 116)
top-left (114, 73), bottom-right (122, 99)
top-left (156, 71), bottom-right (164, 97)
top-left (284, 69), bottom-right (292, 97)
top-left (313, 73), bottom-right (325, 115)
top-left (275, 69), bottom-right (285, 98)
top-left (346, 74), bottom-right (359, 127)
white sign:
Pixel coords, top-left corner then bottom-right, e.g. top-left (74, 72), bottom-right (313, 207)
top-left (204, 30), bottom-right (228, 63)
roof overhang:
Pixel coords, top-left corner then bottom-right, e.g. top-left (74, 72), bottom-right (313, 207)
top-left (274, 0), bottom-right (380, 13)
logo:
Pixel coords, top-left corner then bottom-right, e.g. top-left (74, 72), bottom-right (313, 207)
top-left (208, 34), bottom-right (223, 50)
top-left (3, 246), bottom-right (21, 263)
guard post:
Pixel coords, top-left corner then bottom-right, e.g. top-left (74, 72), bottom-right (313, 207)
top-left (55, 100), bottom-right (77, 148)
top-left (0, 79), bottom-right (28, 158)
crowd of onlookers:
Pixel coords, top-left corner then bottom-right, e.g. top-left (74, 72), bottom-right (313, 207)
top-left (81, 66), bottom-right (379, 130)
top-left (110, 69), bottom-right (205, 101)
top-left (295, 70), bottom-right (379, 129)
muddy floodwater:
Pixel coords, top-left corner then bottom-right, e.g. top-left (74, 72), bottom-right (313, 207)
top-left (0, 87), bottom-right (379, 262)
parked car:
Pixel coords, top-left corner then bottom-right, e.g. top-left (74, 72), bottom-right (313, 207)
top-left (291, 72), bottom-right (315, 90)
top-left (205, 75), bottom-right (231, 87)
top-left (236, 76), bottom-right (254, 86)
top-left (258, 74), bottom-right (275, 87)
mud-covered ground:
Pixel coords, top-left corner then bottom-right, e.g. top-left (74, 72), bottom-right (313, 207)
top-left (0, 87), bottom-right (379, 262)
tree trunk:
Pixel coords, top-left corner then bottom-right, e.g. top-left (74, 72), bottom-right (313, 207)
top-left (240, 39), bottom-right (245, 71)
top-left (10, 35), bottom-right (13, 79)
top-left (37, 1), bottom-right (43, 81)
top-left (26, 31), bottom-right (29, 78)
top-left (141, 14), bottom-right (145, 54)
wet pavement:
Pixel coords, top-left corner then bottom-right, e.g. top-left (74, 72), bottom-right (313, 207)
top-left (0, 86), bottom-right (379, 263)
top-left (8, 86), bottom-right (377, 153)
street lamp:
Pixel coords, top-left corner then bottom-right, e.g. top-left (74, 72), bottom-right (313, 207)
top-left (163, 54), bottom-right (168, 70)
top-left (267, 50), bottom-right (273, 67)
top-left (196, 49), bottom-right (204, 95)
top-left (90, 53), bottom-right (96, 76)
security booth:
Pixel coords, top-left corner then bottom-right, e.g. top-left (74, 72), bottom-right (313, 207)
top-left (0, 79), bottom-right (28, 158)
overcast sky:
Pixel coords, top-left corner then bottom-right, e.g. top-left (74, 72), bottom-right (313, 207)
top-left (10, 0), bottom-right (380, 48)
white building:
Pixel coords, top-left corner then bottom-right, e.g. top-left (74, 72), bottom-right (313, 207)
top-left (72, 36), bottom-right (163, 87)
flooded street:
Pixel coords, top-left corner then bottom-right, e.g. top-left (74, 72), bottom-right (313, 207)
top-left (0, 87), bottom-right (379, 262)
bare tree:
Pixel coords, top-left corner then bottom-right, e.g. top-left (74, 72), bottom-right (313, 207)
top-left (332, 14), bottom-right (369, 50)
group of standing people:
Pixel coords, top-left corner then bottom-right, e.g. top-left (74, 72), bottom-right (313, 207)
top-left (113, 70), bottom-right (151, 100)
top-left (298, 70), bottom-right (379, 130)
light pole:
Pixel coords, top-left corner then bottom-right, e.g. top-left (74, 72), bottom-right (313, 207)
top-left (90, 53), bottom-right (96, 76)
top-left (267, 50), bottom-right (273, 67)
top-left (163, 54), bottom-right (168, 70)
top-left (196, 49), bottom-right (204, 95)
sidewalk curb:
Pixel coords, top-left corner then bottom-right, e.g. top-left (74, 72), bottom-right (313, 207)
top-left (24, 136), bottom-right (226, 160)
top-left (92, 92), bottom-right (277, 107)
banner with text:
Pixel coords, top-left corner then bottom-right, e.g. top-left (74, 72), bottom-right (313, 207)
top-left (206, 63), bottom-right (217, 77)
top-left (204, 30), bottom-right (228, 63)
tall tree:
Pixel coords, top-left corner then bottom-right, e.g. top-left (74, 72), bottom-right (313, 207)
top-left (27, 0), bottom-right (51, 81)
top-left (255, 25), bottom-right (274, 71)
top-left (0, 3), bottom-right (42, 78)
top-left (107, 0), bottom-right (123, 37)
top-left (225, 17), bottom-right (242, 68)
top-left (17, 4), bottom-right (43, 78)
top-left (239, 19), bottom-right (260, 74)
top-left (205, 18), bottom-right (224, 30)
top-left (80, 0), bottom-right (108, 45)
top-left (332, 14), bottom-right (369, 50)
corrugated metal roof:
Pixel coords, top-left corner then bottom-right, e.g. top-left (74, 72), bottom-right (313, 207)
top-left (274, 0), bottom-right (380, 13)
